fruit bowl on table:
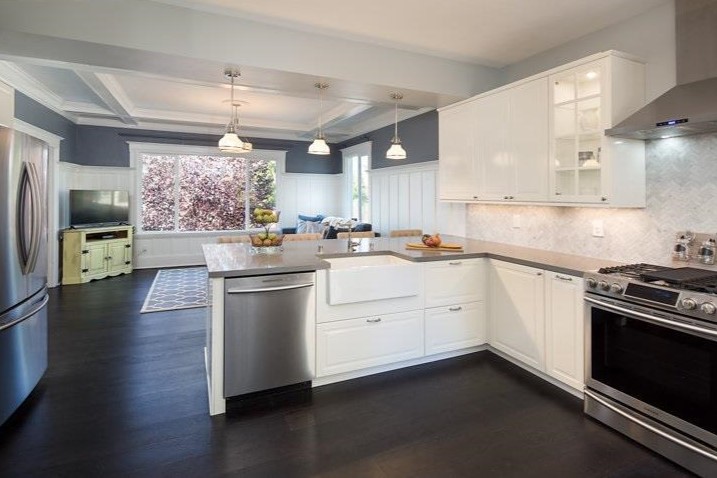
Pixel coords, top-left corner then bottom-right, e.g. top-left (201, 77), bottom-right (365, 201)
top-left (250, 233), bottom-right (284, 248)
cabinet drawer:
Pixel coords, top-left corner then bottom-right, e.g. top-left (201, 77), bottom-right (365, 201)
top-left (424, 259), bottom-right (485, 307)
top-left (316, 310), bottom-right (424, 377)
top-left (425, 301), bottom-right (486, 356)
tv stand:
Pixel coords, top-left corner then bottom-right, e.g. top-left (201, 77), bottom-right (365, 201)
top-left (61, 225), bottom-right (134, 285)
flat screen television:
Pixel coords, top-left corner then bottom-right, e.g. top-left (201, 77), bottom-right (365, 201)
top-left (69, 189), bottom-right (130, 227)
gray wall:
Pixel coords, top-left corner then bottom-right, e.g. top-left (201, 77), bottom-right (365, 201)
top-left (14, 91), bottom-right (77, 163)
top-left (501, 1), bottom-right (676, 102)
top-left (337, 110), bottom-right (438, 170)
top-left (75, 125), bottom-right (342, 173)
top-left (14, 92), bottom-right (341, 173)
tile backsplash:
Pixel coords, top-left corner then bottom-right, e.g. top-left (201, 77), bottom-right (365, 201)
top-left (466, 133), bottom-right (717, 264)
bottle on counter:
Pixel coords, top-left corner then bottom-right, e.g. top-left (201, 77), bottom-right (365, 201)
top-left (697, 238), bottom-right (716, 265)
top-left (672, 234), bottom-right (692, 261)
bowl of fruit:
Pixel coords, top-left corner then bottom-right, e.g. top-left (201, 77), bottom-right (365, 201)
top-left (250, 208), bottom-right (283, 253)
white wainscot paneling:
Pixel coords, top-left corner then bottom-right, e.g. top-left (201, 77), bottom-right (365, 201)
top-left (277, 172), bottom-right (343, 228)
top-left (59, 162), bottom-right (134, 228)
top-left (370, 161), bottom-right (463, 236)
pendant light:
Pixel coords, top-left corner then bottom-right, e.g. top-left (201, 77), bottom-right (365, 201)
top-left (232, 104), bottom-right (253, 152)
top-left (218, 68), bottom-right (244, 153)
top-left (386, 92), bottom-right (407, 160)
top-left (308, 82), bottom-right (330, 155)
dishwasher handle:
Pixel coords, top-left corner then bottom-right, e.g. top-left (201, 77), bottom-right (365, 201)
top-left (227, 282), bottom-right (314, 294)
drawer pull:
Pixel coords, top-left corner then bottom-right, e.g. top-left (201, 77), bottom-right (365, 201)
top-left (555, 274), bottom-right (573, 281)
top-left (366, 318), bottom-right (382, 323)
top-left (449, 261), bottom-right (462, 266)
top-left (448, 306), bottom-right (462, 312)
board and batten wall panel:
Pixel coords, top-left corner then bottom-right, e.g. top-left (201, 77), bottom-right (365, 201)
top-left (369, 161), bottom-right (465, 237)
top-left (60, 163), bottom-right (343, 269)
top-left (276, 173), bottom-right (343, 228)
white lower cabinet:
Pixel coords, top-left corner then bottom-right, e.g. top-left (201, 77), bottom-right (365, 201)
top-left (544, 271), bottom-right (585, 390)
top-left (489, 260), bottom-right (585, 392)
top-left (425, 301), bottom-right (486, 355)
top-left (316, 310), bottom-right (424, 377)
top-left (489, 260), bottom-right (546, 370)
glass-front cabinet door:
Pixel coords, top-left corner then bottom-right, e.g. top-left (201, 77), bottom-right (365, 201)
top-left (550, 60), bottom-right (606, 203)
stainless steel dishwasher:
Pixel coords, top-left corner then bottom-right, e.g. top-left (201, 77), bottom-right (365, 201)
top-left (224, 272), bottom-right (316, 397)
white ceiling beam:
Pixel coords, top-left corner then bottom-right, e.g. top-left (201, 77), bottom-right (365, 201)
top-left (0, 61), bottom-right (77, 122)
top-left (75, 70), bottom-right (138, 125)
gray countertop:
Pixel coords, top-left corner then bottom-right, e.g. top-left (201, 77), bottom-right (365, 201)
top-left (202, 235), bottom-right (624, 278)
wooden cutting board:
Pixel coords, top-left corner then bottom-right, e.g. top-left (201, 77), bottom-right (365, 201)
top-left (405, 242), bottom-right (464, 252)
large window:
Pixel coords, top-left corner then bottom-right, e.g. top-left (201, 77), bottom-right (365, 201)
top-left (138, 149), bottom-right (277, 232)
top-left (342, 143), bottom-right (371, 222)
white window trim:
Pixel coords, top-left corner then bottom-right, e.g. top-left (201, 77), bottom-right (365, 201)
top-left (340, 141), bottom-right (372, 220)
top-left (127, 142), bottom-right (286, 235)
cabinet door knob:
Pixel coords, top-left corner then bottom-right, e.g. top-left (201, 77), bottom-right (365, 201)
top-left (601, 196), bottom-right (608, 202)
top-left (366, 318), bottom-right (382, 323)
top-left (536, 272), bottom-right (543, 276)
top-left (448, 306), bottom-right (462, 312)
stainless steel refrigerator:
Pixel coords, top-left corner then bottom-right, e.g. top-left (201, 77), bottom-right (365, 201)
top-left (0, 126), bottom-right (49, 425)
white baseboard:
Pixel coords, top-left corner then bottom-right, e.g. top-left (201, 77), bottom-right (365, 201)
top-left (312, 345), bottom-right (488, 387)
top-left (488, 346), bottom-right (584, 399)
top-left (134, 253), bottom-right (205, 269)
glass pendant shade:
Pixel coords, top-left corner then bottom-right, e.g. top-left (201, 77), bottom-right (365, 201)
top-left (218, 122), bottom-right (244, 152)
top-left (386, 139), bottom-right (407, 160)
top-left (387, 92), bottom-right (407, 160)
top-left (308, 136), bottom-right (330, 155)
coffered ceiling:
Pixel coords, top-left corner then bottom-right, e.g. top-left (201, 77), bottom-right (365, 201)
top-left (0, 0), bottom-right (668, 142)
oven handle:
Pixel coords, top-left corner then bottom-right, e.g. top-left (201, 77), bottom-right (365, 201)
top-left (585, 296), bottom-right (717, 338)
top-left (584, 389), bottom-right (717, 463)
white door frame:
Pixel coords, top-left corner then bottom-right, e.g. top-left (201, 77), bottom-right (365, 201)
top-left (14, 119), bottom-right (63, 288)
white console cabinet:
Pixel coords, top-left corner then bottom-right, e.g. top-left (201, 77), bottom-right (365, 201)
top-left (62, 225), bottom-right (134, 285)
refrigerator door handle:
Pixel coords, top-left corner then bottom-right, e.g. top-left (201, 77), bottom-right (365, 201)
top-left (16, 163), bottom-right (32, 274)
top-left (0, 293), bottom-right (49, 332)
top-left (26, 162), bottom-right (42, 274)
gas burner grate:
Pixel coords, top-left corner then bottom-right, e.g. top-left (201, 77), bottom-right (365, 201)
top-left (680, 278), bottom-right (717, 294)
top-left (597, 263), bottom-right (670, 278)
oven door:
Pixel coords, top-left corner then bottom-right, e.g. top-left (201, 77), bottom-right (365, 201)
top-left (585, 295), bottom-right (717, 448)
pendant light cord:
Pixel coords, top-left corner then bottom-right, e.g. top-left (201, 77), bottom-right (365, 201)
top-left (394, 99), bottom-right (398, 140)
top-left (318, 85), bottom-right (324, 137)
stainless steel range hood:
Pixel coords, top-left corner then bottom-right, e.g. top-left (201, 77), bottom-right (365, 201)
top-left (606, 0), bottom-right (717, 140)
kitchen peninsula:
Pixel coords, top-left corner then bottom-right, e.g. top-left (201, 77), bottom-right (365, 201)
top-left (203, 236), bottom-right (619, 416)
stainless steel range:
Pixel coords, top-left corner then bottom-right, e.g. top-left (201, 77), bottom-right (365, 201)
top-left (584, 263), bottom-right (717, 476)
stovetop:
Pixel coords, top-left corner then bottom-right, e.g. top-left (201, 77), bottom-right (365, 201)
top-left (595, 263), bottom-right (717, 294)
top-left (586, 263), bottom-right (717, 322)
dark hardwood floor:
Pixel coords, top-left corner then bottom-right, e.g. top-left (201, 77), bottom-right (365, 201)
top-left (0, 269), bottom-right (692, 477)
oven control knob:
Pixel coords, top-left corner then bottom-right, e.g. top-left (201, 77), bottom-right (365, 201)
top-left (586, 278), bottom-right (598, 288)
top-left (700, 302), bottom-right (716, 315)
top-left (610, 283), bottom-right (623, 293)
top-left (598, 280), bottom-right (610, 291)
top-left (681, 298), bottom-right (697, 310)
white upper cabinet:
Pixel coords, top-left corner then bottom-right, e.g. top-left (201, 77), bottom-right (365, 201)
top-left (438, 101), bottom-right (479, 201)
top-left (478, 77), bottom-right (549, 201)
top-left (0, 81), bottom-right (14, 128)
top-left (549, 54), bottom-right (646, 206)
top-left (438, 51), bottom-right (645, 207)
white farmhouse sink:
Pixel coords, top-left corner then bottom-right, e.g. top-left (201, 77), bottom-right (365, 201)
top-left (325, 255), bottom-right (421, 305)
